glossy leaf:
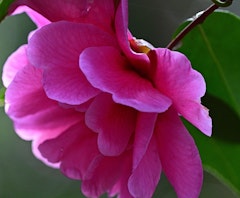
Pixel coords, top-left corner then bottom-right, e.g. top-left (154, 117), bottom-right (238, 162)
top-left (177, 11), bottom-right (240, 117)
top-left (185, 94), bottom-right (240, 196)
top-left (0, 0), bottom-right (15, 22)
top-left (175, 11), bottom-right (240, 196)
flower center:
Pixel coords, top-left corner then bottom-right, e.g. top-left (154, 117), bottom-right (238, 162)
top-left (129, 37), bottom-right (154, 54)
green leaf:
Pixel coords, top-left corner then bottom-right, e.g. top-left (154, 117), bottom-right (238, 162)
top-left (176, 11), bottom-right (240, 117)
top-left (0, 86), bottom-right (5, 107)
top-left (175, 11), bottom-right (240, 196)
top-left (0, 0), bottom-right (15, 23)
top-left (185, 94), bottom-right (240, 196)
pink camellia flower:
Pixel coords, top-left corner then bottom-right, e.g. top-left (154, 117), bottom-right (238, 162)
top-left (3, 0), bottom-right (212, 197)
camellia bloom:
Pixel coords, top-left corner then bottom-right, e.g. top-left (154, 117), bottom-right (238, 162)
top-left (3, 0), bottom-right (212, 197)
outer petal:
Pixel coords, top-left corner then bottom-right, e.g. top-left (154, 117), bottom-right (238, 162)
top-left (85, 93), bottom-right (137, 156)
top-left (132, 112), bottom-right (157, 169)
top-left (2, 45), bottom-right (28, 87)
top-left (128, 138), bottom-right (161, 198)
top-left (10, 0), bottom-right (115, 34)
top-left (12, 5), bottom-right (50, 27)
top-left (150, 48), bottom-right (212, 136)
top-left (28, 21), bottom-right (117, 105)
top-left (5, 65), bottom-right (82, 140)
top-left (109, 157), bottom-right (133, 198)
top-left (81, 154), bottom-right (128, 198)
top-left (5, 64), bottom-right (84, 167)
top-left (39, 120), bottom-right (100, 180)
top-left (115, 0), bottom-right (150, 73)
top-left (156, 107), bottom-right (203, 198)
top-left (80, 46), bottom-right (171, 112)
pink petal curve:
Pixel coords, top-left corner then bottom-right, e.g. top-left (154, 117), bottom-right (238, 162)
top-left (80, 46), bottom-right (172, 112)
top-left (12, 5), bottom-right (50, 27)
top-left (150, 48), bottom-right (212, 136)
top-left (10, 0), bottom-right (115, 34)
top-left (115, 0), bottom-right (150, 73)
top-left (39, 119), bottom-right (100, 180)
top-left (5, 65), bottom-right (82, 141)
top-left (132, 112), bottom-right (157, 169)
top-left (85, 93), bottom-right (137, 156)
top-left (2, 45), bottom-right (28, 87)
top-left (128, 138), bottom-right (161, 198)
top-left (109, 156), bottom-right (133, 198)
top-left (28, 21), bottom-right (117, 105)
top-left (156, 107), bottom-right (203, 198)
top-left (81, 153), bottom-right (129, 198)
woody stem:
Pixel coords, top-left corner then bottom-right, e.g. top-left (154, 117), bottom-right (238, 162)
top-left (166, 3), bottom-right (219, 50)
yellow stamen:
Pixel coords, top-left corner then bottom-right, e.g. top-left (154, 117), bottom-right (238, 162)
top-left (130, 37), bottom-right (154, 54)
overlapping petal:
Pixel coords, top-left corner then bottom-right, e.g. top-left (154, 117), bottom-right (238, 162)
top-left (115, 0), bottom-right (150, 73)
top-left (28, 21), bottom-right (118, 105)
top-left (12, 5), bottom-right (50, 27)
top-left (156, 107), bottom-right (203, 198)
top-left (39, 119), bottom-right (99, 180)
top-left (85, 93), bottom-right (137, 156)
top-left (2, 45), bottom-right (28, 87)
top-left (80, 46), bottom-right (172, 112)
top-left (132, 112), bottom-right (157, 169)
top-left (81, 154), bottom-right (127, 198)
top-left (150, 48), bottom-right (212, 136)
top-left (128, 138), bottom-right (161, 198)
top-left (10, 0), bottom-right (115, 33)
top-left (5, 64), bottom-right (82, 140)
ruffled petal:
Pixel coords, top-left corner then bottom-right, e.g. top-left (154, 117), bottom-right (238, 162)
top-left (39, 120), bottom-right (99, 180)
top-left (80, 46), bottom-right (171, 112)
top-left (10, 0), bottom-right (115, 33)
top-left (128, 138), bottom-right (161, 198)
top-left (86, 93), bottom-right (137, 156)
top-left (109, 159), bottom-right (133, 198)
top-left (5, 65), bottom-right (81, 141)
top-left (150, 48), bottom-right (212, 136)
top-left (132, 112), bottom-right (157, 169)
top-left (2, 45), bottom-right (28, 87)
top-left (42, 66), bottom-right (100, 105)
top-left (115, 0), bottom-right (150, 73)
top-left (156, 107), bottom-right (203, 198)
top-left (81, 153), bottom-right (130, 198)
top-left (28, 21), bottom-right (117, 104)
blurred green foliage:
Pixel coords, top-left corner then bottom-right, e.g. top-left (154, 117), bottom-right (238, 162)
top-left (0, 0), bottom-right (15, 22)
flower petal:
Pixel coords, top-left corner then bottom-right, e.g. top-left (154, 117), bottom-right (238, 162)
top-left (28, 21), bottom-right (117, 104)
top-left (80, 46), bottom-right (171, 112)
top-left (86, 93), bottom-right (137, 156)
top-left (128, 138), bottom-right (161, 198)
top-left (132, 112), bottom-right (157, 169)
top-left (150, 48), bottom-right (212, 136)
top-left (81, 153), bottom-right (130, 198)
top-left (39, 120), bottom-right (99, 180)
top-left (109, 159), bottom-right (133, 198)
top-left (156, 107), bottom-right (203, 198)
top-left (10, 0), bottom-right (115, 33)
top-left (115, 0), bottom-right (150, 73)
top-left (5, 63), bottom-right (84, 168)
top-left (2, 45), bottom-right (28, 87)
top-left (12, 5), bottom-right (50, 27)
top-left (5, 65), bottom-right (81, 141)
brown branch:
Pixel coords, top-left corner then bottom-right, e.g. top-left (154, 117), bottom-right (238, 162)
top-left (166, 4), bottom-right (219, 50)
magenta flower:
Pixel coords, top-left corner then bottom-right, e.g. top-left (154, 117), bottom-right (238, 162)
top-left (3, 0), bottom-right (212, 197)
